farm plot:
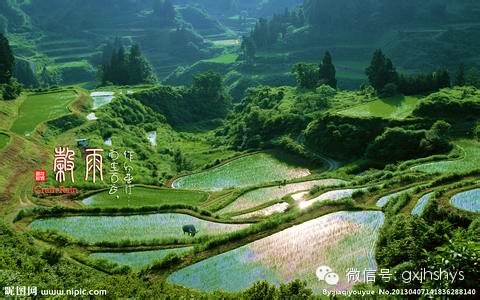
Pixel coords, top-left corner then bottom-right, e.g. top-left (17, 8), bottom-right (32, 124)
top-left (10, 90), bottom-right (77, 136)
top-left (411, 140), bottom-right (480, 174)
top-left (29, 213), bottom-right (250, 244)
top-left (337, 95), bottom-right (419, 119)
top-left (232, 203), bottom-right (289, 219)
top-left (82, 187), bottom-right (207, 208)
top-left (299, 188), bottom-right (366, 210)
top-left (219, 179), bottom-right (347, 214)
top-left (90, 247), bottom-right (193, 271)
top-left (204, 53), bottom-right (238, 64)
top-left (450, 189), bottom-right (480, 213)
top-left (168, 211), bottom-right (384, 293)
top-left (172, 153), bottom-right (310, 191)
top-left (376, 186), bottom-right (418, 207)
top-left (411, 192), bottom-right (434, 216)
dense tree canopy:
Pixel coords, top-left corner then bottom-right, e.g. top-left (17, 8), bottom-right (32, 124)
top-left (153, 0), bottom-right (175, 26)
top-left (318, 51), bottom-right (336, 88)
top-left (291, 63), bottom-right (319, 89)
top-left (100, 41), bottom-right (157, 86)
top-left (0, 33), bottom-right (14, 84)
top-left (365, 49), bottom-right (397, 92)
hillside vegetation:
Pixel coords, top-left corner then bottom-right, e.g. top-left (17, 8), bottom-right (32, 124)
top-left (1, 1), bottom-right (479, 298)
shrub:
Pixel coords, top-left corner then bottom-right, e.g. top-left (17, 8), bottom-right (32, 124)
top-left (149, 253), bottom-right (182, 271)
top-left (41, 247), bottom-right (62, 265)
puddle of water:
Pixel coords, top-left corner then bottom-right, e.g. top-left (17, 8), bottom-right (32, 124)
top-left (86, 113), bottom-right (97, 120)
top-left (91, 91), bottom-right (114, 110)
top-left (147, 131), bottom-right (157, 146)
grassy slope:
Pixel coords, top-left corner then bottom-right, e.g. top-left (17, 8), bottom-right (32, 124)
top-left (337, 95), bottom-right (420, 119)
top-left (10, 89), bottom-right (78, 135)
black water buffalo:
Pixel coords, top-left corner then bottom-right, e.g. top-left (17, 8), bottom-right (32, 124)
top-left (182, 224), bottom-right (199, 236)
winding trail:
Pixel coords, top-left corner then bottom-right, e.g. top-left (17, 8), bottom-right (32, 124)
top-left (303, 146), bottom-right (340, 171)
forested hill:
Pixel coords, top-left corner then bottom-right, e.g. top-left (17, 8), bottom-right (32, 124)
top-left (2, 0), bottom-right (480, 89)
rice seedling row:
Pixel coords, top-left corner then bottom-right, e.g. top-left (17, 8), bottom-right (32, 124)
top-left (90, 247), bottom-right (193, 271)
top-left (218, 179), bottom-right (347, 214)
top-left (167, 211), bottom-right (384, 293)
top-left (450, 188), bottom-right (480, 213)
top-left (411, 192), bottom-right (434, 216)
top-left (299, 188), bottom-right (366, 209)
top-left (376, 186), bottom-right (418, 207)
top-left (29, 213), bottom-right (250, 243)
top-left (172, 153), bottom-right (310, 191)
top-left (411, 140), bottom-right (480, 174)
top-left (232, 203), bottom-right (290, 219)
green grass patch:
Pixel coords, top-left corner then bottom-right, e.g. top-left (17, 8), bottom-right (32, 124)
top-left (411, 140), bottom-right (480, 174)
top-left (167, 211), bottom-right (384, 293)
top-left (82, 186), bottom-right (208, 208)
top-left (29, 213), bottom-right (250, 244)
top-left (0, 132), bottom-right (10, 150)
top-left (172, 153), bottom-right (310, 191)
top-left (204, 53), bottom-right (238, 64)
top-left (90, 247), bottom-right (193, 271)
top-left (337, 95), bottom-right (420, 119)
top-left (450, 189), bottom-right (480, 213)
top-left (10, 90), bottom-right (77, 135)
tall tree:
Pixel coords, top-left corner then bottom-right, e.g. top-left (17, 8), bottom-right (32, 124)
top-left (153, 0), bottom-right (175, 26)
top-left (0, 33), bottom-right (14, 84)
top-left (365, 49), bottom-right (397, 92)
top-left (454, 64), bottom-right (465, 86)
top-left (240, 35), bottom-right (256, 64)
top-left (100, 41), bottom-right (156, 86)
top-left (190, 70), bottom-right (230, 118)
top-left (292, 63), bottom-right (318, 89)
top-left (318, 51), bottom-right (337, 88)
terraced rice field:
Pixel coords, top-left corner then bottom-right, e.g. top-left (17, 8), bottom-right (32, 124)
top-left (10, 90), bottom-right (77, 136)
top-left (168, 211), bottom-right (384, 293)
top-left (29, 213), bottom-right (250, 243)
top-left (376, 186), bottom-right (418, 207)
top-left (411, 140), bottom-right (480, 174)
top-left (337, 95), bottom-right (419, 119)
top-left (218, 179), bottom-right (347, 214)
top-left (172, 153), bottom-right (310, 191)
top-left (299, 188), bottom-right (365, 209)
top-left (232, 203), bottom-right (289, 219)
top-left (450, 189), bottom-right (480, 213)
top-left (90, 247), bottom-right (193, 271)
top-left (411, 192), bottom-right (434, 216)
top-left (82, 187), bottom-right (207, 208)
